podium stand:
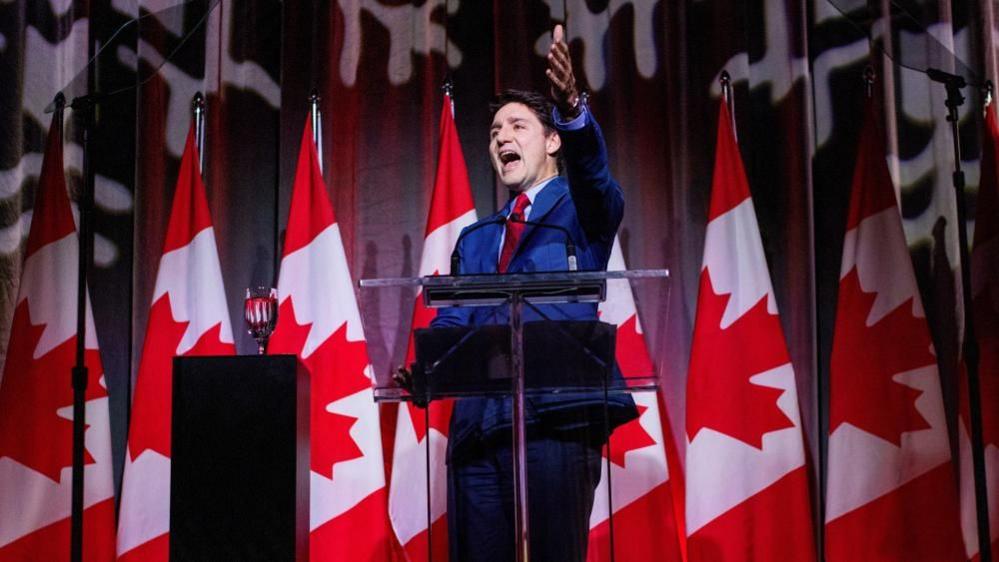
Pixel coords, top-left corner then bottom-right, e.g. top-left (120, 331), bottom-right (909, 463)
top-left (361, 269), bottom-right (667, 562)
top-left (170, 355), bottom-right (310, 561)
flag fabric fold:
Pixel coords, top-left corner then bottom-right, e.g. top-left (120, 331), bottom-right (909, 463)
top-left (0, 112), bottom-right (116, 560)
top-left (824, 98), bottom-right (964, 561)
top-left (117, 124), bottom-right (236, 561)
top-left (684, 100), bottom-right (816, 562)
top-left (587, 238), bottom-right (685, 562)
top-left (958, 103), bottom-right (999, 561)
top-left (269, 117), bottom-right (392, 561)
top-left (389, 93), bottom-right (477, 562)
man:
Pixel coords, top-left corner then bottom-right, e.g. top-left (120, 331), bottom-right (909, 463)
top-left (422, 25), bottom-right (637, 562)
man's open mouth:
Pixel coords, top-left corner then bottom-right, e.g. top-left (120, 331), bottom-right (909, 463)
top-left (499, 150), bottom-right (521, 171)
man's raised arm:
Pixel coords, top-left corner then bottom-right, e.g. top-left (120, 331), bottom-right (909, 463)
top-left (545, 25), bottom-right (623, 242)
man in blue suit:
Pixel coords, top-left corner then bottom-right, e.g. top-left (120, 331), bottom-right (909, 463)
top-left (429, 25), bottom-right (638, 562)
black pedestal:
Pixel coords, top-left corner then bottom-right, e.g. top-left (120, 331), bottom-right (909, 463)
top-left (170, 355), bottom-right (309, 561)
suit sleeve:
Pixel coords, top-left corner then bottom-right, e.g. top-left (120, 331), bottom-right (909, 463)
top-left (556, 107), bottom-right (624, 243)
top-left (430, 305), bottom-right (472, 328)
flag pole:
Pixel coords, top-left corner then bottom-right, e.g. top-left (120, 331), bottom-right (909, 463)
top-left (926, 66), bottom-right (992, 562)
top-left (429, 13), bottom-right (455, 554)
top-left (309, 89), bottom-right (324, 175)
top-left (985, 80), bottom-right (994, 117)
top-left (421, 77), bottom-right (457, 562)
top-left (442, 78), bottom-right (455, 117)
top-left (720, 70), bottom-right (736, 140)
top-left (193, 92), bottom-right (206, 175)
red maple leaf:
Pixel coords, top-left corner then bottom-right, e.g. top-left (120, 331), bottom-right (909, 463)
top-left (0, 301), bottom-right (106, 481)
top-left (406, 400), bottom-right (454, 442)
top-left (615, 315), bottom-right (655, 382)
top-left (268, 298), bottom-right (314, 357)
top-left (605, 405), bottom-right (655, 468)
top-left (186, 323), bottom-right (236, 356)
top-left (830, 269), bottom-right (933, 445)
top-left (270, 298), bottom-right (372, 478)
top-left (958, 335), bottom-right (999, 449)
top-left (402, 274), bottom-right (455, 442)
top-left (686, 270), bottom-right (795, 449)
top-left (129, 296), bottom-right (187, 459)
top-left (129, 294), bottom-right (233, 460)
top-left (313, 410), bottom-right (363, 477)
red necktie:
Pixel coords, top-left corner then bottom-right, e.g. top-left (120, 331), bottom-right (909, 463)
top-left (498, 193), bottom-right (530, 273)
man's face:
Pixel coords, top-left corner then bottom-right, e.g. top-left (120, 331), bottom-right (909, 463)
top-left (489, 102), bottom-right (560, 192)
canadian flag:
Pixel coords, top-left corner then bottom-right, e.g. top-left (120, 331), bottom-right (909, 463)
top-left (388, 93), bottom-right (477, 561)
top-left (268, 117), bottom-right (392, 560)
top-left (824, 98), bottom-right (964, 561)
top-left (587, 238), bottom-right (685, 562)
top-left (957, 102), bottom-right (999, 561)
top-left (684, 100), bottom-right (816, 561)
top-left (116, 124), bottom-right (236, 561)
top-left (0, 112), bottom-right (116, 559)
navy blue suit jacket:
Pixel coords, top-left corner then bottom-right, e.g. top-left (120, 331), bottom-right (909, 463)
top-left (433, 108), bottom-right (638, 453)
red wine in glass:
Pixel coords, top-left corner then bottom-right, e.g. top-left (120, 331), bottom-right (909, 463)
top-left (245, 287), bottom-right (278, 354)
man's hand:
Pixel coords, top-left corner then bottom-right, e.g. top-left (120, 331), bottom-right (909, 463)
top-left (393, 365), bottom-right (414, 391)
top-left (546, 24), bottom-right (581, 120)
top-left (393, 364), bottom-right (429, 408)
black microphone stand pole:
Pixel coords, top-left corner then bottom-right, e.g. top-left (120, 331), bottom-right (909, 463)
top-left (68, 89), bottom-right (97, 562)
top-left (43, 5), bottom-right (221, 559)
top-left (926, 66), bottom-right (991, 562)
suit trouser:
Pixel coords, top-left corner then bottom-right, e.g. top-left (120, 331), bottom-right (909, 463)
top-left (447, 426), bottom-right (603, 562)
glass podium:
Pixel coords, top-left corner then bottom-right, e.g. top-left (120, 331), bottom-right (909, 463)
top-left (360, 269), bottom-right (669, 562)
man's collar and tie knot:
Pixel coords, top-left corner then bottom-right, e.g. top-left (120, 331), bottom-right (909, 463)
top-left (498, 193), bottom-right (531, 272)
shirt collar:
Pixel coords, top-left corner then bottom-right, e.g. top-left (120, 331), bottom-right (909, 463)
top-left (513, 175), bottom-right (557, 211)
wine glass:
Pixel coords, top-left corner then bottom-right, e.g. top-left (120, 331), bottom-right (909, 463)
top-left (244, 287), bottom-right (278, 355)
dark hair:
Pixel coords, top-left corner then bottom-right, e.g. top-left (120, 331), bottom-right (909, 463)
top-left (489, 89), bottom-right (563, 171)
top-left (490, 89), bottom-right (556, 133)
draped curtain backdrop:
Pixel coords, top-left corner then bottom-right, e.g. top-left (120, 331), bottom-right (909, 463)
top-left (0, 0), bottom-right (991, 544)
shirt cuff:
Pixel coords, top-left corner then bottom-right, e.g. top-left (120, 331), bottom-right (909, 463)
top-left (553, 104), bottom-right (588, 131)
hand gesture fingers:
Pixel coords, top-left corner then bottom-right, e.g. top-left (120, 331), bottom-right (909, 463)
top-left (546, 24), bottom-right (580, 117)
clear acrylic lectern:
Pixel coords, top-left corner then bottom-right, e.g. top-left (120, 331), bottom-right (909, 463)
top-left (360, 269), bottom-right (668, 562)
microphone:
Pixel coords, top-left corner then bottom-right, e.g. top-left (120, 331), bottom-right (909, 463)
top-left (925, 67), bottom-right (966, 88)
top-left (449, 216), bottom-right (507, 275)
top-left (507, 215), bottom-right (578, 271)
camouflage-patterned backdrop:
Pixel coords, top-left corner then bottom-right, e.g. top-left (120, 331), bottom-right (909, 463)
top-left (0, 0), bottom-right (992, 529)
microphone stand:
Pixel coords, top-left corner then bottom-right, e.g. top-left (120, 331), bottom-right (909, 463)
top-left (68, 90), bottom-right (98, 562)
top-left (47, 6), bottom-right (221, 558)
top-left (926, 66), bottom-right (991, 562)
top-left (507, 216), bottom-right (578, 271)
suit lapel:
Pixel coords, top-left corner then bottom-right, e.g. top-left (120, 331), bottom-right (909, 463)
top-left (509, 178), bottom-right (568, 270)
top-left (470, 211), bottom-right (505, 273)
